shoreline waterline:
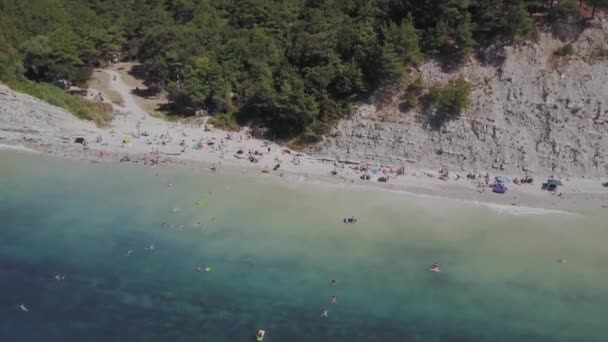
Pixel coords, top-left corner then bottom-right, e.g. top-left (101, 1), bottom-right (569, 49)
top-left (1, 146), bottom-right (604, 216)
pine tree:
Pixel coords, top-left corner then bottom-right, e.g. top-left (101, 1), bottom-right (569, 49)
top-left (378, 44), bottom-right (406, 86)
top-left (382, 14), bottom-right (422, 64)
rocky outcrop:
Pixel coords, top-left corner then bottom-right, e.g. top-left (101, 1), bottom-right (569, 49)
top-left (312, 21), bottom-right (608, 178)
top-left (0, 84), bottom-right (99, 145)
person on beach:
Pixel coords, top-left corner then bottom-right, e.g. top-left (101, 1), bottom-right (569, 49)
top-left (331, 296), bottom-right (337, 304)
top-left (321, 308), bottom-right (329, 317)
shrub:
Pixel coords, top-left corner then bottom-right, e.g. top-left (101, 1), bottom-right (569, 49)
top-left (427, 76), bottom-right (471, 127)
top-left (554, 44), bottom-right (575, 57)
top-left (207, 112), bottom-right (240, 131)
top-left (405, 92), bottom-right (419, 108)
top-left (408, 77), bottom-right (424, 94)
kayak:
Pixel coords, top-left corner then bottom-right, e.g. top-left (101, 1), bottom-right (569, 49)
top-left (257, 330), bottom-right (265, 341)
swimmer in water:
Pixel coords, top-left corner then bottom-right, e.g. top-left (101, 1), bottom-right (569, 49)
top-left (321, 308), bottom-right (329, 317)
top-left (330, 280), bottom-right (336, 286)
top-left (145, 243), bottom-right (155, 251)
top-left (558, 258), bottom-right (567, 264)
top-left (430, 263), bottom-right (441, 272)
top-left (17, 304), bottom-right (28, 312)
top-left (126, 250), bottom-right (134, 257)
top-left (331, 296), bottom-right (337, 304)
top-left (54, 274), bottom-right (65, 281)
top-left (196, 266), bottom-right (202, 272)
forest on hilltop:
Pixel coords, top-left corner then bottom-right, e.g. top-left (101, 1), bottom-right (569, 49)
top-left (1, 0), bottom-right (606, 138)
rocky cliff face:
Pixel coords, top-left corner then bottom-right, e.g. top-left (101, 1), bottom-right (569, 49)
top-left (0, 84), bottom-right (99, 145)
top-left (312, 21), bottom-right (608, 178)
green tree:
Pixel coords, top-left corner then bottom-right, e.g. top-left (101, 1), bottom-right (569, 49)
top-left (382, 14), bottom-right (422, 64)
top-left (471, 0), bottom-right (533, 43)
top-left (378, 44), bottom-right (406, 86)
top-left (182, 55), bottom-right (230, 111)
top-left (20, 34), bottom-right (82, 82)
top-left (454, 11), bottom-right (475, 59)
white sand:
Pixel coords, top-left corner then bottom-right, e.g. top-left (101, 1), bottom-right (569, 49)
top-left (1, 73), bottom-right (607, 215)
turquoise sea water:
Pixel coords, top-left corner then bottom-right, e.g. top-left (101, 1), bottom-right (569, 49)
top-left (1, 151), bottom-right (607, 342)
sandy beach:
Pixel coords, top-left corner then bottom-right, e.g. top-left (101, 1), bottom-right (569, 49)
top-left (1, 69), bottom-right (607, 215)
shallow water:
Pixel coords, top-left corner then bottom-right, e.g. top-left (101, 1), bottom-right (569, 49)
top-left (1, 151), bottom-right (607, 342)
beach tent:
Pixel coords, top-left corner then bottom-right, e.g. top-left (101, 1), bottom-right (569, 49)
top-left (495, 176), bottom-right (511, 184)
top-left (492, 183), bottom-right (507, 193)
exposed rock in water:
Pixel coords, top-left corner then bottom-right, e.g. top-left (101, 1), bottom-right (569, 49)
top-left (311, 22), bottom-right (608, 178)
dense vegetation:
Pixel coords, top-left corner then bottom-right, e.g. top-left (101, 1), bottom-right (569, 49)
top-left (1, 0), bottom-right (605, 136)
